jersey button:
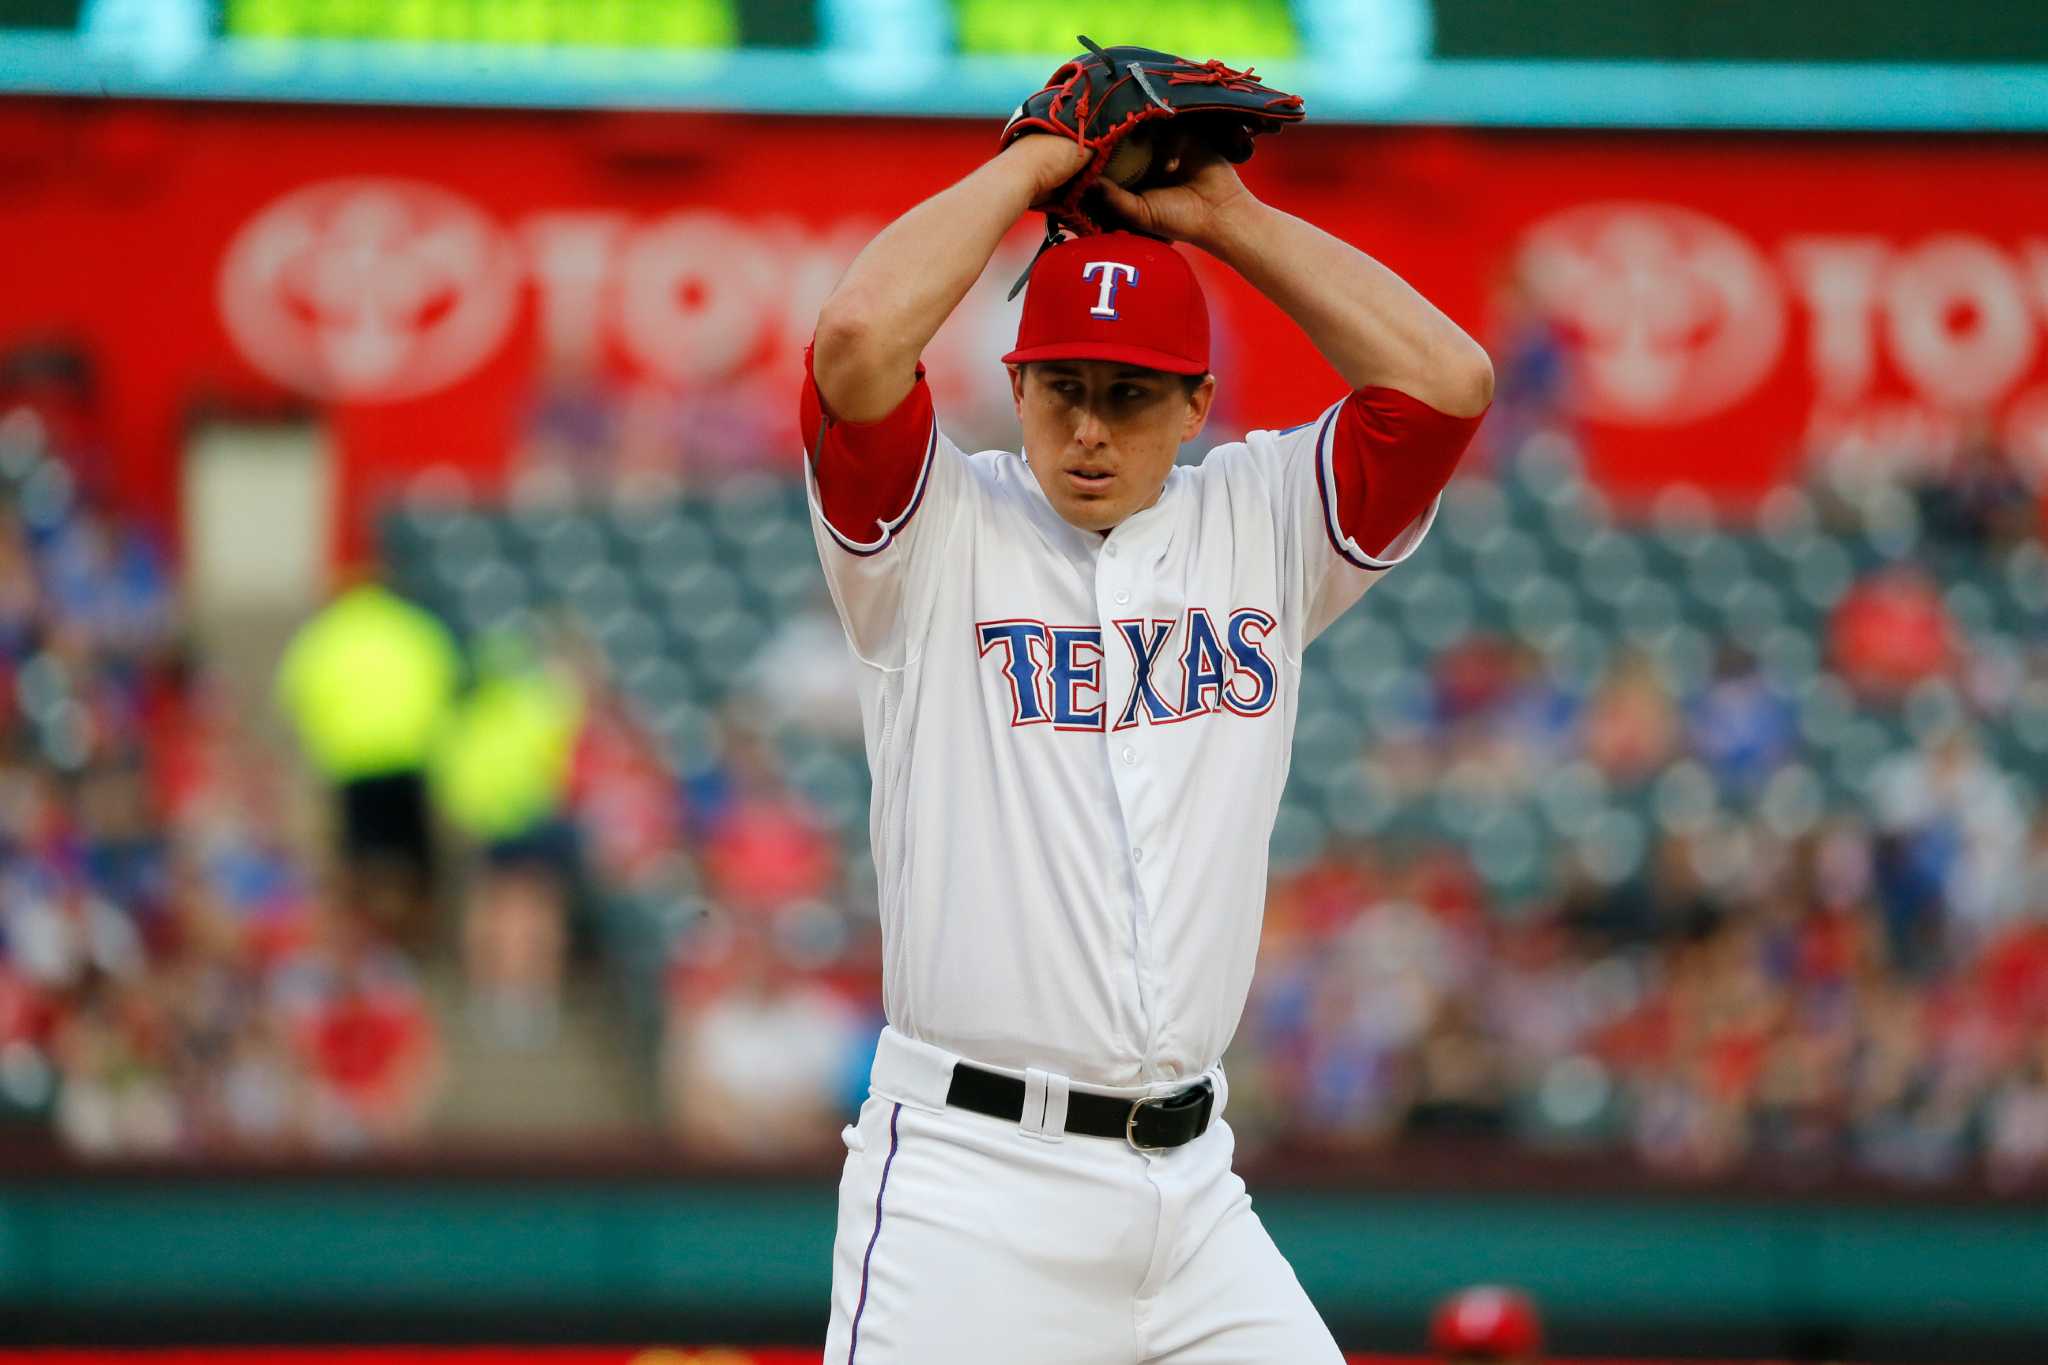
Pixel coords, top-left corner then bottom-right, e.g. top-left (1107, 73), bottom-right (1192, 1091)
top-left (1105, 544), bottom-right (1119, 559)
top-left (1113, 589), bottom-right (1131, 606)
top-left (1132, 847), bottom-right (1145, 864)
top-left (1120, 745), bottom-right (1138, 766)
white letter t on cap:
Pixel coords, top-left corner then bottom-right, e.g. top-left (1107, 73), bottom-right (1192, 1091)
top-left (1083, 261), bottom-right (1139, 319)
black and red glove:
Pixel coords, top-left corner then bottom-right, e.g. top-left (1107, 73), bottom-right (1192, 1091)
top-left (1000, 36), bottom-right (1305, 238)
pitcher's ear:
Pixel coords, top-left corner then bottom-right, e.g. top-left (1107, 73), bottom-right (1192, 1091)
top-left (1181, 373), bottom-right (1216, 441)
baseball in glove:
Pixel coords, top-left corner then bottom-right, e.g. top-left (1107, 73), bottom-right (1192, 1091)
top-left (1000, 36), bottom-right (1305, 240)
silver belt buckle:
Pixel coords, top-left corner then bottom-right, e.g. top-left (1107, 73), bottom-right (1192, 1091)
top-left (1126, 1094), bottom-right (1170, 1153)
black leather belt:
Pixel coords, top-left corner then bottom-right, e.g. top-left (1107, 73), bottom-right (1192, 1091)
top-left (945, 1063), bottom-right (1215, 1151)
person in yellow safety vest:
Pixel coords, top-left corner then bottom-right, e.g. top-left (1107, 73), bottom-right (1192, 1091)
top-left (276, 579), bottom-right (461, 934)
top-left (428, 631), bottom-right (586, 1047)
top-left (429, 631), bottom-right (583, 853)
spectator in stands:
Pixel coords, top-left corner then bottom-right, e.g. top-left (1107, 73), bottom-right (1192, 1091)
top-left (564, 682), bottom-right (686, 892)
top-left (1845, 979), bottom-right (1973, 1184)
top-left (748, 608), bottom-right (865, 744)
top-left (690, 717), bottom-right (838, 914)
top-left (1427, 634), bottom-right (1578, 794)
top-left (49, 973), bottom-right (181, 1156)
top-left (1829, 563), bottom-right (1959, 701)
top-left (430, 630), bottom-right (585, 1048)
top-left (1985, 1036), bottom-right (2048, 1191)
top-left (517, 344), bottom-right (621, 491)
top-left (0, 345), bottom-right (106, 483)
top-left (0, 505), bottom-right (44, 661)
top-left (1686, 645), bottom-right (1797, 797)
top-left (1408, 993), bottom-right (1509, 1135)
top-left (1871, 728), bottom-right (2029, 964)
top-left (72, 757), bottom-right (168, 926)
top-left (1489, 640), bottom-right (1581, 777)
top-left (1552, 842), bottom-right (1654, 949)
top-left (272, 901), bottom-right (442, 1152)
top-left (1748, 962), bottom-right (1854, 1176)
top-left (1913, 414), bottom-right (2038, 551)
top-left (660, 910), bottom-right (863, 1162)
top-left (1579, 648), bottom-right (1680, 785)
top-left (1476, 256), bottom-right (1573, 472)
top-left (37, 493), bottom-right (173, 656)
top-left (276, 576), bottom-right (461, 940)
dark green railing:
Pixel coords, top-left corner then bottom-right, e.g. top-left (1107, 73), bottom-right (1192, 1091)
top-left (5, 1151), bottom-right (2046, 1359)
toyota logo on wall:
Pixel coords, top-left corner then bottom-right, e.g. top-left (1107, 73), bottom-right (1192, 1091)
top-left (219, 179), bottom-right (519, 403)
top-left (1519, 202), bottom-right (1786, 426)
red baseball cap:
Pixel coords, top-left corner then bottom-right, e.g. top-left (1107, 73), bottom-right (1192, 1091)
top-left (1428, 1286), bottom-right (1543, 1360)
top-left (1003, 231), bottom-right (1210, 376)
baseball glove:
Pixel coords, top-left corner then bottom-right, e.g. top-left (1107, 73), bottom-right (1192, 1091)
top-left (1000, 36), bottom-right (1306, 239)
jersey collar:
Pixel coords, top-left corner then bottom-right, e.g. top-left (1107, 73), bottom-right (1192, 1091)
top-left (1010, 447), bottom-right (1183, 564)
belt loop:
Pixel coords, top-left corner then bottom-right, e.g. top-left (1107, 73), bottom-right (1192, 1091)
top-left (869, 1026), bottom-right (962, 1113)
top-left (1018, 1067), bottom-right (1069, 1143)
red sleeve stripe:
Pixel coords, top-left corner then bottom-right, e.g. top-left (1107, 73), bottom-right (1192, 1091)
top-left (1311, 403), bottom-right (1395, 572)
top-left (815, 418), bottom-right (939, 559)
top-left (1315, 389), bottom-right (1471, 571)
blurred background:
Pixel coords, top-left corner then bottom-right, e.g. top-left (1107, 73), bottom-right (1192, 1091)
top-left (1, 3), bottom-right (2046, 1363)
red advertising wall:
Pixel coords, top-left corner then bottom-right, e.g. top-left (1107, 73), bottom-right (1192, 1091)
top-left (2, 100), bottom-right (2046, 557)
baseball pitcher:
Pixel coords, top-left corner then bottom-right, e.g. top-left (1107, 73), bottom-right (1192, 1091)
top-left (801, 42), bottom-right (1493, 1363)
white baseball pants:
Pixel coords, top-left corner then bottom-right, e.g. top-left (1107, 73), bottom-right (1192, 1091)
top-left (821, 1027), bottom-right (1343, 1364)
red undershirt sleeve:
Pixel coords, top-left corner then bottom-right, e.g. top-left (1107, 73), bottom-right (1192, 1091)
top-left (801, 342), bottom-right (936, 548)
top-left (1326, 386), bottom-right (1486, 561)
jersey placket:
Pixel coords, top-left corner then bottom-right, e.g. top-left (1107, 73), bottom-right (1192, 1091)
top-left (1094, 522), bottom-right (1173, 1082)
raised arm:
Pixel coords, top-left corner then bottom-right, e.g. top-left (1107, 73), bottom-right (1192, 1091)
top-left (1099, 149), bottom-right (1494, 418)
top-left (813, 137), bottom-right (1089, 423)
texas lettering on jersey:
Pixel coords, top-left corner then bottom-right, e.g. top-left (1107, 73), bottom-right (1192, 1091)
top-left (975, 606), bottom-right (1279, 732)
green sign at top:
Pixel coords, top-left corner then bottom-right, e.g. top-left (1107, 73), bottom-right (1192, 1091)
top-left (223, 0), bottom-right (739, 48)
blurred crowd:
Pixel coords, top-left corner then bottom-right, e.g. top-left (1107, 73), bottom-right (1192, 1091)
top-left (1229, 708), bottom-right (2048, 1188)
top-left (0, 407), bottom-right (440, 1157)
top-left (5, 317), bottom-right (2046, 1193)
top-left (1213, 292), bottom-right (2048, 1187)
top-left (642, 453), bottom-right (2048, 1189)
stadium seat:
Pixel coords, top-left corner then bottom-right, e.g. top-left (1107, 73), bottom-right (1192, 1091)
top-left (1398, 572), bottom-right (1477, 650)
top-left (423, 511), bottom-right (503, 590)
top-left (1679, 535), bottom-right (1751, 607)
top-left (559, 562), bottom-right (635, 622)
top-left (706, 475), bottom-right (803, 552)
top-left (1719, 580), bottom-right (1786, 638)
top-left (1439, 478), bottom-right (1507, 552)
top-left (1292, 703), bottom-right (1366, 790)
top-left (533, 520), bottom-right (610, 593)
top-left (1268, 795), bottom-right (1330, 873)
top-left (783, 740), bottom-right (872, 832)
top-left (1572, 532), bottom-right (1646, 605)
top-left (1506, 574), bottom-right (1576, 647)
top-left (592, 607), bottom-right (665, 676)
top-left (455, 561), bottom-right (533, 635)
top-left (1614, 577), bottom-right (1682, 641)
top-left (1755, 626), bottom-right (1822, 692)
top-left (1318, 759), bottom-right (1394, 838)
top-left (633, 512), bottom-right (719, 585)
top-left (1468, 803), bottom-right (1543, 893)
top-left (1474, 528), bottom-right (1545, 604)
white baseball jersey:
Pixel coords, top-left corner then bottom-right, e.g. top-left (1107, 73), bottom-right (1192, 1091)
top-left (804, 393), bottom-right (1438, 1089)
